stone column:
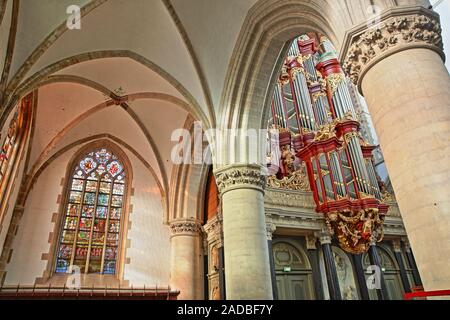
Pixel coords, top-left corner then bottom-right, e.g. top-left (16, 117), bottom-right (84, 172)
top-left (215, 164), bottom-right (273, 300)
top-left (169, 218), bottom-right (203, 300)
top-left (368, 241), bottom-right (388, 300)
top-left (316, 231), bottom-right (341, 300)
top-left (266, 219), bottom-right (278, 300)
top-left (342, 6), bottom-right (450, 291)
top-left (305, 234), bottom-right (324, 300)
top-left (403, 238), bottom-right (423, 288)
top-left (392, 239), bottom-right (411, 293)
top-left (352, 254), bottom-right (370, 300)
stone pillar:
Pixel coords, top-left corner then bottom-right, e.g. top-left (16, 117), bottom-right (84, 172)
top-left (403, 238), bottom-right (423, 288)
top-left (392, 239), bottom-right (411, 293)
top-left (305, 234), bottom-right (324, 300)
top-left (342, 6), bottom-right (450, 291)
top-left (266, 219), bottom-right (278, 300)
top-left (352, 254), bottom-right (370, 300)
top-left (169, 218), bottom-right (203, 300)
top-left (215, 164), bottom-right (273, 300)
top-left (368, 242), bottom-right (388, 300)
top-left (316, 231), bottom-right (341, 300)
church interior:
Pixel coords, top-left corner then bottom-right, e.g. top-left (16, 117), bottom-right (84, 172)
top-left (0, 0), bottom-right (449, 300)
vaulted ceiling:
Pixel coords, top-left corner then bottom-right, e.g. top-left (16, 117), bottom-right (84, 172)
top-left (0, 0), bottom-right (432, 201)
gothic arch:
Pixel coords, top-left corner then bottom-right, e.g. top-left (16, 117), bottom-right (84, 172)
top-left (272, 239), bottom-right (312, 270)
top-left (168, 116), bottom-right (210, 224)
top-left (27, 80), bottom-right (193, 200)
top-left (22, 135), bottom-right (165, 214)
top-left (217, 0), bottom-right (341, 166)
top-left (1, 52), bottom-right (212, 130)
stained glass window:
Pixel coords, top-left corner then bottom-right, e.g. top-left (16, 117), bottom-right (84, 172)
top-left (55, 147), bottom-right (127, 275)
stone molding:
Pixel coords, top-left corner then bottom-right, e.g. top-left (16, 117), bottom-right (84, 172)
top-left (169, 218), bottom-right (202, 236)
top-left (305, 234), bottom-right (317, 250)
top-left (265, 188), bottom-right (315, 209)
top-left (340, 6), bottom-right (444, 93)
top-left (402, 237), bottom-right (412, 252)
top-left (203, 213), bottom-right (223, 245)
top-left (265, 219), bottom-right (276, 241)
top-left (214, 164), bottom-right (267, 195)
top-left (315, 230), bottom-right (332, 245)
top-left (392, 239), bottom-right (402, 253)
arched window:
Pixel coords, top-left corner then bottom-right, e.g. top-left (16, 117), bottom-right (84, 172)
top-left (55, 146), bottom-right (128, 275)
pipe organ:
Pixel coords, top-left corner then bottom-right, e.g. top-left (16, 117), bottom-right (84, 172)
top-left (268, 34), bottom-right (389, 254)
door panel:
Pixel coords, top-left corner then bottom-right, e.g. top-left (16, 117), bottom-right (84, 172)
top-left (276, 274), bottom-right (315, 300)
top-left (385, 274), bottom-right (404, 300)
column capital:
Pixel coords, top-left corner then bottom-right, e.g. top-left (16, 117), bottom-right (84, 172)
top-left (305, 234), bottom-right (317, 250)
top-left (266, 221), bottom-right (276, 241)
top-left (169, 218), bottom-right (202, 237)
top-left (340, 6), bottom-right (444, 94)
top-left (402, 237), bottom-right (412, 252)
top-left (392, 239), bottom-right (402, 253)
top-left (315, 230), bottom-right (332, 245)
top-left (214, 164), bottom-right (268, 195)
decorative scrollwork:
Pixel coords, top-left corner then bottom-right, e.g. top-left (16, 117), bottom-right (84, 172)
top-left (343, 12), bottom-right (443, 86)
top-left (215, 166), bottom-right (267, 194)
top-left (170, 219), bottom-right (202, 236)
top-left (326, 73), bottom-right (345, 94)
top-left (325, 208), bottom-right (386, 254)
top-left (267, 169), bottom-right (311, 191)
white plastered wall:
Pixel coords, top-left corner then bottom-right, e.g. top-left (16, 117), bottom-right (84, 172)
top-left (4, 142), bottom-right (170, 287)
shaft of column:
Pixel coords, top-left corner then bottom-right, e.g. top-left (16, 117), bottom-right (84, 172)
top-left (403, 239), bottom-right (423, 288)
top-left (169, 219), bottom-right (203, 300)
top-left (342, 8), bottom-right (450, 291)
top-left (392, 240), bottom-right (412, 293)
top-left (306, 235), bottom-right (325, 300)
top-left (215, 165), bottom-right (273, 300)
top-left (363, 48), bottom-right (450, 291)
top-left (351, 254), bottom-right (370, 300)
top-left (368, 244), bottom-right (388, 300)
top-left (316, 232), bottom-right (341, 300)
top-left (266, 221), bottom-right (278, 300)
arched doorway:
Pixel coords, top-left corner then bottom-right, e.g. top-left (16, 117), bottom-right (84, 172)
top-left (363, 246), bottom-right (404, 300)
top-left (273, 240), bottom-right (315, 300)
top-left (332, 246), bottom-right (360, 300)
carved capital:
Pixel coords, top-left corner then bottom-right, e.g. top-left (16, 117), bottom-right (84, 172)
top-left (266, 222), bottom-right (276, 241)
top-left (214, 164), bottom-right (267, 195)
top-left (305, 234), bottom-right (317, 250)
top-left (392, 239), bottom-right (402, 252)
top-left (169, 218), bottom-right (202, 236)
top-left (315, 230), bottom-right (332, 245)
top-left (402, 237), bottom-right (412, 252)
top-left (340, 6), bottom-right (444, 93)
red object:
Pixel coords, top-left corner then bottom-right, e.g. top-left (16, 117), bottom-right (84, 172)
top-left (361, 145), bottom-right (377, 158)
top-left (279, 131), bottom-right (292, 147)
top-left (316, 58), bottom-right (343, 78)
top-left (292, 135), bottom-right (304, 152)
top-left (404, 289), bottom-right (450, 300)
top-left (297, 38), bottom-right (317, 56)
